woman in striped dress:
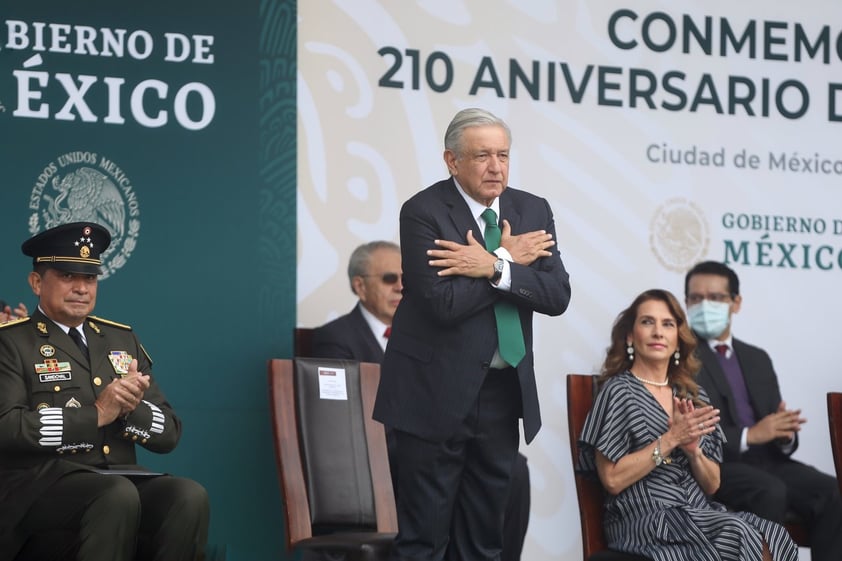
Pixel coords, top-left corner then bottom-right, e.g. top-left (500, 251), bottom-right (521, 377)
top-left (579, 289), bottom-right (797, 561)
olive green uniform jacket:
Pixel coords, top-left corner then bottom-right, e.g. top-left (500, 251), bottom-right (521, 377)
top-left (0, 309), bottom-right (181, 544)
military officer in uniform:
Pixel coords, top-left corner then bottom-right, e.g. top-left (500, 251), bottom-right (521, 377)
top-left (0, 222), bottom-right (209, 561)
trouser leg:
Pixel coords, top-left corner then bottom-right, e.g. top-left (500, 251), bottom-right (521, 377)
top-left (18, 471), bottom-right (140, 561)
top-left (134, 475), bottom-right (210, 561)
top-left (388, 368), bottom-right (520, 561)
top-left (501, 453), bottom-right (530, 561)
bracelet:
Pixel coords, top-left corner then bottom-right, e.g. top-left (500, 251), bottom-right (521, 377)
top-left (652, 436), bottom-right (672, 466)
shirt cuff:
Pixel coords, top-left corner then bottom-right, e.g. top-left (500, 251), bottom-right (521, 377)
top-left (739, 427), bottom-right (749, 452)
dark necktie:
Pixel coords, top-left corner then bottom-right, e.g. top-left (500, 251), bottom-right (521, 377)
top-left (481, 208), bottom-right (525, 367)
top-left (68, 327), bottom-right (89, 361)
top-left (714, 344), bottom-right (755, 427)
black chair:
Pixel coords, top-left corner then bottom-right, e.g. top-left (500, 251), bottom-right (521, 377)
top-left (268, 357), bottom-right (396, 561)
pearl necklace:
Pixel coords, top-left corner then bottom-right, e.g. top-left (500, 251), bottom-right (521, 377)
top-left (632, 373), bottom-right (669, 387)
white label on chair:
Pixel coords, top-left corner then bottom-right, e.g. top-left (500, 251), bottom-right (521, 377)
top-left (318, 367), bottom-right (348, 400)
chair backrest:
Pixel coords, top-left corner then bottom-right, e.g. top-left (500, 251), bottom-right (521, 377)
top-left (828, 392), bottom-right (842, 497)
top-left (268, 357), bottom-right (397, 549)
top-left (566, 374), bottom-right (610, 560)
top-left (294, 327), bottom-right (315, 358)
top-left (567, 375), bottom-right (654, 561)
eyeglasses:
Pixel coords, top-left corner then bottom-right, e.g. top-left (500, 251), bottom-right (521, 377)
top-left (362, 273), bottom-right (402, 285)
top-left (686, 293), bottom-right (732, 305)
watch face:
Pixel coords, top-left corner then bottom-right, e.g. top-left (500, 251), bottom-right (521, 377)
top-left (494, 259), bottom-right (504, 273)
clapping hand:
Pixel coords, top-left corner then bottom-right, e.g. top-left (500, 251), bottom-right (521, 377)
top-left (0, 302), bottom-right (28, 323)
top-left (95, 359), bottom-right (151, 426)
top-left (749, 401), bottom-right (806, 445)
top-left (670, 397), bottom-right (720, 455)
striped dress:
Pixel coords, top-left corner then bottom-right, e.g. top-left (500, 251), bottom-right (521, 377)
top-left (579, 371), bottom-right (798, 561)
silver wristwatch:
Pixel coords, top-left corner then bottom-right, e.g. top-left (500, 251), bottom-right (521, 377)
top-left (490, 257), bottom-right (504, 284)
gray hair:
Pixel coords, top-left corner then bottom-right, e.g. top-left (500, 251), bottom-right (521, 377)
top-left (347, 241), bottom-right (400, 294)
top-left (443, 108), bottom-right (512, 156)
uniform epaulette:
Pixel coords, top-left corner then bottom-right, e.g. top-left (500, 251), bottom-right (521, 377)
top-left (0, 316), bottom-right (31, 329)
top-left (88, 315), bottom-right (132, 330)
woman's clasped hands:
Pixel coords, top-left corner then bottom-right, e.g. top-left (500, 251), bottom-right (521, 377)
top-left (669, 397), bottom-right (720, 455)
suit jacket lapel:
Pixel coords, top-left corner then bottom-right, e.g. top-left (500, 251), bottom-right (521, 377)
top-left (698, 343), bottom-right (740, 421)
top-left (85, 321), bottom-right (111, 375)
top-left (351, 304), bottom-right (385, 363)
top-left (443, 179), bottom-right (485, 246)
top-left (32, 310), bottom-right (87, 366)
top-left (444, 179), bottom-right (522, 246)
top-left (499, 189), bottom-right (522, 236)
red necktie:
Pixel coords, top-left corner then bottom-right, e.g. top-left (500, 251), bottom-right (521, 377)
top-left (383, 327), bottom-right (391, 339)
top-left (715, 344), bottom-right (728, 357)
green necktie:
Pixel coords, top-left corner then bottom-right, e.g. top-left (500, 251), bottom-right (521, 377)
top-left (481, 208), bottom-right (526, 367)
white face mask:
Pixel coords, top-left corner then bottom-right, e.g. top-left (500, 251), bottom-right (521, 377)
top-left (688, 300), bottom-right (731, 339)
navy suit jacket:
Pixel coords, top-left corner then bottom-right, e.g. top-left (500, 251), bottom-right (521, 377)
top-left (311, 303), bottom-right (384, 364)
top-left (695, 335), bottom-right (796, 462)
top-left (373, 178), bottom-right (571, 444)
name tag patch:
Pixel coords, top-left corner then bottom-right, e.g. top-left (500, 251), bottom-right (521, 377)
top-left (35, 359), bottom-right (72, 383)
top-left (39, 371), bottom-right (72, 383)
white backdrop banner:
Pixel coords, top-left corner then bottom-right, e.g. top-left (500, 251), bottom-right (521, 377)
top-left (298, 2), bottom-right (841, 558)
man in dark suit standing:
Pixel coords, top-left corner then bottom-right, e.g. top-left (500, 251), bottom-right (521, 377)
top-left (373, 108), bottom-right (571, 561)
top-left (685, 260), bottom-right (842, 560)
top-left (314, 239), bottom-right (533, 561)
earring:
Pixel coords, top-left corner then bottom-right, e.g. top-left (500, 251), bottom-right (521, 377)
top-left (673, 349), bottom-right (680, 366)
top-left (627, 343), bottom-right (634, 361)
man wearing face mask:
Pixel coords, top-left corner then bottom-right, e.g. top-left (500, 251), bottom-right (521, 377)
top-left (685, 260), bottom-right (842, 561)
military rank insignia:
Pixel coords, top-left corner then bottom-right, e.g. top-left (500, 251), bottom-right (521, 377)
top-left (35, 359), bottom-right (72, 382)
top-left (108, 351), bottom-right (133, 377)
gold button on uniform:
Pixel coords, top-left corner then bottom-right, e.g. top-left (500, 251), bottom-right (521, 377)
top-left (93, 377), bottom-right (102, 386)
top-left (53, 386), bottom-right (61, 392)
top-left (103, 445), bottom-right (110, 455)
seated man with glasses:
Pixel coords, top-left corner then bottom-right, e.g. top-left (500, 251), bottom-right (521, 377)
top-left (312, 241), bottom-right (403, 363)
top-left (684, 260), bottom-right (842, 561)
